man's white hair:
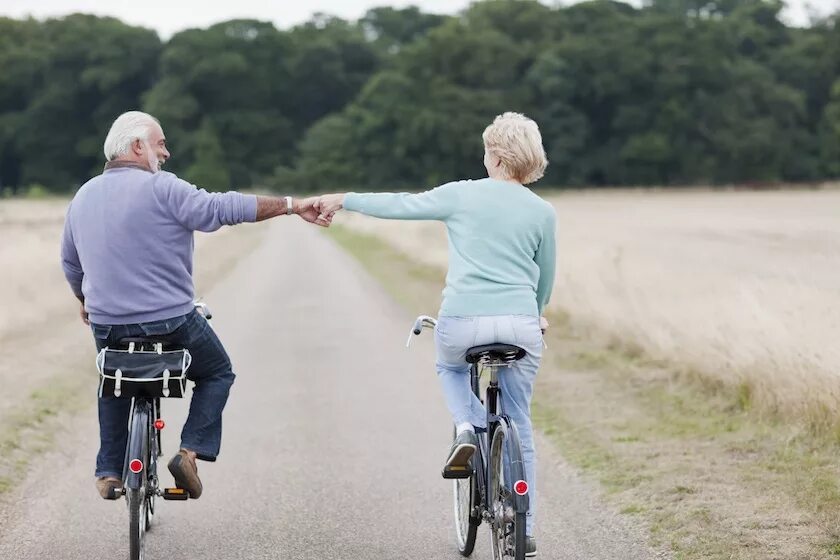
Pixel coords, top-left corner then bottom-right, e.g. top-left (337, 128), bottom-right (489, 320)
top-left (103, 111), bottom-right (160, 161)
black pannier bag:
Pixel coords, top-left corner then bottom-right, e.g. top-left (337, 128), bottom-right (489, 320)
top-left (96, 342), bottom-right (192, 398)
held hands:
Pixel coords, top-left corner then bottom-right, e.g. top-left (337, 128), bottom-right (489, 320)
top-left (293, 197), bottom-right (332, 227)
top-left (290, 194), bottom-right (346, 228)
top-left (314, 193), bottom-right (345, 223)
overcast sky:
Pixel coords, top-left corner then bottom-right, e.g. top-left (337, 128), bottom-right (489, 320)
top-left (1, 0), bottom-right (838, 38)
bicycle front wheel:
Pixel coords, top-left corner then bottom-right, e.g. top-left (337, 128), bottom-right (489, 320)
top-left (453, 431), bottom-right (479, 555)
top-left (488, 427), bottom-right (527, 560)
top-left (145, 418), bottom-right (160, 532)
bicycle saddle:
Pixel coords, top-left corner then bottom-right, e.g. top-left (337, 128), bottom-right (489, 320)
top-left (465, 343), bottom-right (526, 364)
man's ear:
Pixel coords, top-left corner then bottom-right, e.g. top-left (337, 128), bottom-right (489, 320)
top-left (131, 138), bottom-right (144, 156)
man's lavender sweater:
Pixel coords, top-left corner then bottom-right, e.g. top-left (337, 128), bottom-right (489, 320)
top-left (61, 164), bottom-right (258, 325)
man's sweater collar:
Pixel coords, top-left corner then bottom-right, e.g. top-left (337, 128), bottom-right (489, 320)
top-left (104, 160), bottom-right (154, 173)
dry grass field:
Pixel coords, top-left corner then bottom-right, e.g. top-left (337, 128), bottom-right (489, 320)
top-left (337, 188), bottom-right (840, 428)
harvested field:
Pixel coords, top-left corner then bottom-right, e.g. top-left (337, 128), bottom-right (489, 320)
top-left (337, 188), bottom-right (840, 425)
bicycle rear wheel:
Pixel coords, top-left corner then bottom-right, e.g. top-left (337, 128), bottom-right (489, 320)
top-left (488, 427), bottom-right (527, 560)
top-left (452, 430), bottom-right (479, 556)
top-left (128, 488), bottom-right (147, 560)
top-left (127, 403), bottom-right (150, 560)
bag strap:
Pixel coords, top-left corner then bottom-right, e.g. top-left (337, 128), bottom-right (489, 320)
top-left (114, 369), bottom-right (123, 397)
top-left (162, 369), bottom-right (171, 398)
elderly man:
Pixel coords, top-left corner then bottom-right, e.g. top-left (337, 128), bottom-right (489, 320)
top-left (61, 111), bottom-right (326, 500)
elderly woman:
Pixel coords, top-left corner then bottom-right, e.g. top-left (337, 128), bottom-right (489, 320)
top-left (317, 112), bottom-right (555, 554)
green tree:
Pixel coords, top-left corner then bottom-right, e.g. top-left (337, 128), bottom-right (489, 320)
top-left (2, 15), bottom-right (160, 191)
top-left (183, 118), bottom-right (230, 191)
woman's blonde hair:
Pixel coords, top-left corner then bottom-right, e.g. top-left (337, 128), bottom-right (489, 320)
top-left (482, 112), bottom-right (548, 185)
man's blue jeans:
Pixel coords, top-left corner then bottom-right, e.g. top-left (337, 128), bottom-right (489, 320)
top-left (91, 309), bottom-right (235, 478)
top-left (434, 315), bottom-right (543, 536)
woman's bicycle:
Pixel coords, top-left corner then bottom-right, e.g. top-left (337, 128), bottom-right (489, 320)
top-left (96, 303), bottom-right (212, 560)
top-left (407, 315), bottom-right (531, 560)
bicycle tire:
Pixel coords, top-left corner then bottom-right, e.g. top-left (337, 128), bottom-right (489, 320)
top-left (488, 427), bottom-right (527, 560)
top-left (128, 488), bottom-right (146, 560)
top-left (145, 418), bottom-right (159, 532)
top-left (452, 429), bottom-right (479, 556)
top-left (127, 403), bottom-right (149, 560)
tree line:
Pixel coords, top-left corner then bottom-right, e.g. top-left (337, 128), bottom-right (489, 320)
top-left (1, 0), bottom-right (839, 194)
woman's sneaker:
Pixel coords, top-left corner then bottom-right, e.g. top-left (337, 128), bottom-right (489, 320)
top-left (442, 430), bottom-right (477, 476)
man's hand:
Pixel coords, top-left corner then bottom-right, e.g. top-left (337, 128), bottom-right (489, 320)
top-left (314, 193), bottom-right (346, 222)
top-left (80, 301), bottom-right (90, 325)
top-left (295, 197), bottom-right (332, 227)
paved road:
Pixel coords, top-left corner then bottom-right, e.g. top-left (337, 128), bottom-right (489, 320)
top-left (0, 220), bottom-right (666, 559)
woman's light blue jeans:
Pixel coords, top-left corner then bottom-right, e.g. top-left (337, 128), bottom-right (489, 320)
top-left (434, 314), bottom-right (543, 535)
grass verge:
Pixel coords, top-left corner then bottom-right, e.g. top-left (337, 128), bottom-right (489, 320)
top-left (326, 223), bottom-right (840, 560)
top-left (0, 361), bottom-right (91, 497)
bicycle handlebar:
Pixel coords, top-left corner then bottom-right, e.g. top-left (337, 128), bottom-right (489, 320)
top-left (406, 315), bottom-right (437, 347)
top-left (194, 301), bottom-right (212, 321)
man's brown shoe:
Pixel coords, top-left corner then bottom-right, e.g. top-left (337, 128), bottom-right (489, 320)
top-left (167, 450), bottom-right (202, 499)
top-left (95, 477), bottom-right (122, 500)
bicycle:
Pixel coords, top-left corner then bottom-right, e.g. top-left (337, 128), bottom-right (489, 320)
top-left (95, 302), bottom-right (212, 560)
top-left (407, 315), bottom-right (531, 560)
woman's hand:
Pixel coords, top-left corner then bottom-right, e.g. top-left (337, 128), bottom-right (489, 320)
top-left (315, 193), bottom-right (346, 221)
top-left (295, 197), bottom-right (332, 227)
top-left (539, 316), bottom-right (549, 334)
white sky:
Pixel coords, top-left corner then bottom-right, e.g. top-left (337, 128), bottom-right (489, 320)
top-left (1, 0), bottom-right (838, 38)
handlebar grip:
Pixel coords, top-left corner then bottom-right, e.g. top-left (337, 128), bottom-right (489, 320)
top-left (412, 318), bottom-right (423, 335)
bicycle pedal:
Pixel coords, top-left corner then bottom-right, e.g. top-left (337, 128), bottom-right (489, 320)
top-left (442, 466), bottom-right (473, 479)
top-left (162, 487), bottom-right (190, 500)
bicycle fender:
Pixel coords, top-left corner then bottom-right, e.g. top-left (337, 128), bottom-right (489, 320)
top-left (124, 404), bottom-right (149, 490)
top-left (500, 419), bottom-right (530, 514)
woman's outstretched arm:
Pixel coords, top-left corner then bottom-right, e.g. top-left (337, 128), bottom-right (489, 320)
top-left (316, 182), bottom-right (463, 221)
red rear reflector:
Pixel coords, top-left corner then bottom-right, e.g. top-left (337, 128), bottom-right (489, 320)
top-left (129, 459), bottom-right (143, 474)
top-left (514, 480), bottom-right (529, 496)
top-left (154, 419), bottom-right (165, 430)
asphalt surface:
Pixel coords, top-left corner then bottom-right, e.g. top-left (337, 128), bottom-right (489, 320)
top-left (0, 219), bottom-right (667, 559)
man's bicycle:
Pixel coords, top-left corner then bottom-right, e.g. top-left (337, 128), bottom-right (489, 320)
top-left (95, 303), bottom-right (213, 560)
top-left (407, 315), bottom-right (530, 560)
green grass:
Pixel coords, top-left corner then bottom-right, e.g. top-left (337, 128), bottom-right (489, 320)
top-left (0, 366), bottom-right (91, 495)
top-left (326, 225), bottom-right (445, 311)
